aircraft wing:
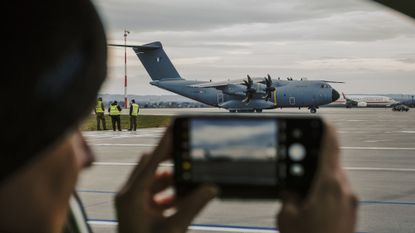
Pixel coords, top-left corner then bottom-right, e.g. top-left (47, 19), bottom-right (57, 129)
top-left (189, 77), bottom-right (265, 88)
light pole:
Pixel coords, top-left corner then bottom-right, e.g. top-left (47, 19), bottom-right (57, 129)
top-left (123, 29), bottom-right (130, 108)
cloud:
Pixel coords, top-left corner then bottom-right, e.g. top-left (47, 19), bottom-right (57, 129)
top-left (96, 0), bottom-right (415, 95)
top-left (298, 57), bottom-right (415, 71)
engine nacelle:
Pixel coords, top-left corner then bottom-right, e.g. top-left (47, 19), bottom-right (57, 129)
top-left (357, 102), bottom-right (368, 107)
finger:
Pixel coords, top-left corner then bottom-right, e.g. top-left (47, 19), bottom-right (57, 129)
top-left (117, 153), bottom-right (151, 195)
top-left (150, 195), bottom-right (176, 211)
top-left (318, 122), bottom-right (341, 174)
top-left (277, 197), bottom-right (301, 230)
top-left (306, 122), bottom-right (343, 201)
top-left (128, 126), bottom-right (173, 193)
top-left (167, 185), bottom-right (218, 230)
top-left (150, 172), bottom-right (173, 194)
top-left (138, 126), bottom-right (173, 182)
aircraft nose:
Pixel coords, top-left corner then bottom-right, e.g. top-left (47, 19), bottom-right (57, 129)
top-left (332, 89), bottom-right (340, 101)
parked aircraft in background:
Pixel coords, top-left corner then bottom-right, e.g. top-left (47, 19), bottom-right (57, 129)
top-left (110, 41), bottom-right (340, 113)
top-left (384, 94), bottom-right (415, 107)
top-left (329, 93), bottom-right (398, 108)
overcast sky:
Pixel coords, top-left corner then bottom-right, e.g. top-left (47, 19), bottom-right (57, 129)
top-left (94, 0), bottom-right (415, 95)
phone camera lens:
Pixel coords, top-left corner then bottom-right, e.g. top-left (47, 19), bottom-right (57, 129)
top-left (292, 129), bottom-right (302, 139)
top-left (290, 164), bottom-right (304, 176)
top-left (288, 143), bottom-right (306, 161)
top-left (183, 172), bottom-right (191, 180)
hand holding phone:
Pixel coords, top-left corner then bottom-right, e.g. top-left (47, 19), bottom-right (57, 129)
top-left (173, 114), bottom-right (324, 199)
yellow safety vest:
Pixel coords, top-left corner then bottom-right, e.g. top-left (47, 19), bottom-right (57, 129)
top-left (110, 105), bottom-right (120, 116)
top-left (96, 100), bottom-right (104, 113)
top-left (131, 103), bottom-right (139, 116)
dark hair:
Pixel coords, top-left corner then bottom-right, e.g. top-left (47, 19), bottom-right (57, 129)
top-left (1, 0), bottom-right (107, 183)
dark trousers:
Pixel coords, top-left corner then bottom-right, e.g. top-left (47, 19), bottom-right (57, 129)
top-left (96, 113), bottom-right (106, 130)
top-left (111, 115), bottom-right (121, 131)
top-left (129, 116), bottom-right (137, 131)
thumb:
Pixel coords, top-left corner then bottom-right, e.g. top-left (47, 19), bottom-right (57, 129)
top-left (277, 197), bottom-right (301, 230)
top-left (169, 184), bottom-right (218, 230)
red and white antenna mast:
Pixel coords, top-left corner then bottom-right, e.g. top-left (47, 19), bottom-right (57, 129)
top-left (123, 29), bottom-right (130, 108)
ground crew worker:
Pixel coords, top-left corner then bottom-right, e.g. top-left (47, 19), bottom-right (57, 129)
top-left (108, 100), bottom-right (122, 131)
top-left (129, 99), bottom-right (139, 131)
top-left (95, 97), bottom-right (107, 130)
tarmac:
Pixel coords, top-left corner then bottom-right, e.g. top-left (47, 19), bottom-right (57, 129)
top-left (78, 108), bottom-right (415, 233)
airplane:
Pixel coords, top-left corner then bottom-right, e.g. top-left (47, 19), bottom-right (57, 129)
top-left (329, 93), bottom-right (398, 108)
top-left (110, 41), bottom-right (341, 113)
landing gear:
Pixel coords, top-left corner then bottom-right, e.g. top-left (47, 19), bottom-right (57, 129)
top-left (255, 109), bottom-right (263, 113)
top-left (229, 110), bottom-right (236, 113)
top-left (309, 107), bottom-right (317, 113)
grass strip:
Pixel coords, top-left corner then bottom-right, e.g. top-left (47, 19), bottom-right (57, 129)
top-left (81, 114), bottom-right (172, 131)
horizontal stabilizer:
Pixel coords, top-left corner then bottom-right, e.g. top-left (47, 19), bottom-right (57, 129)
top-left (108, 41), bottom-right (162, 51)
top-left (322, 80), bottom-right (345, 84)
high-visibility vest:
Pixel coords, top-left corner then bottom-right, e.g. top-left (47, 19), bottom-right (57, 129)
top-left (131, 103), bottom-right (139, 116)
top-left (109, 105), bottom-right (120, 116)
top-left (96, 100), bottom-right (104, 113)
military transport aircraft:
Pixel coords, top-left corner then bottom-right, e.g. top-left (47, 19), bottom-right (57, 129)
top-left (111, 41), bottom-right (341, 113)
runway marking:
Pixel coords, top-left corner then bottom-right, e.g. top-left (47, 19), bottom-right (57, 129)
top-left (92, 162), bottom-right (415, 173)
top-left (345, 167), bottom-right (415, 172)
top-left (90, 143), bottom-right (415, 151)
top-left (87, 219), bottom-right (278, 232)
top-left (93, 162), bottom-right (172, 167)
top-left (87, 219), bottom-right (368, 233)
top-left (400, 131), bottom-right (415, 134)
top-left (342, 146), bottom-right (415, 151)
top-left (78, 189), bottom-right (415, 207)
top-left (91, 143), bottom-right (155, 147)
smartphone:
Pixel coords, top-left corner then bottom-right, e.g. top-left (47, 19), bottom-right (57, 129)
top-left (173, 114), bottom-right (324, 199)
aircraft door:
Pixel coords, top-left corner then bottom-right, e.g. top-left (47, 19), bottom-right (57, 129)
top-left (217, 92), bottom-right (224, 105)
top-left (289, 97), bottom-right (296, 105)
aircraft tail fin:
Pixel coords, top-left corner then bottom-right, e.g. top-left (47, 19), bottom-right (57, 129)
top-left (109, 41), bottom-right (182, 81)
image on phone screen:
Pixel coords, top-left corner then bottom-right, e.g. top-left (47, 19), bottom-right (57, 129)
top-left (189, 118), bottom-right (278, 186)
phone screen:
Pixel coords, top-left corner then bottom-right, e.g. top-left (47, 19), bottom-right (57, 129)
top-left (189, 118), bottom-right (278, 186)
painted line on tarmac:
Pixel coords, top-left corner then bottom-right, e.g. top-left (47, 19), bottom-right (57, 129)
top-left (92, 162), bottom-right (415, 173)
top-left (92, 162), bottom-right (172, 167)
top-left (87, 219), bottom-right (278, 232)
top-left (342, 146), bottom-right (415, 151)
top-left (345, 167), bottom-right (415, 172)
top-left (87, 219), bottom-right (368, 233)
top-left (90, 143), bottom-right (415, 151)
top-left (78, 189), bottom-right (415, 207)
top-left (91, 143), bottom-right (155, 147)
top-left (360, 200), bottom-right (415, 206)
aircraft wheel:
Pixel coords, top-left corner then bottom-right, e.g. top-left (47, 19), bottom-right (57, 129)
top-left (310, 108), bottom-right (317, 113)
top-left (229, 110), bottom-right (236, 113)
top-left (255, 109), bottom-right (263, 113)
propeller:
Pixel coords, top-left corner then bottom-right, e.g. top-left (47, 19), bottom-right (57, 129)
top-left (263, 74), bottom-right (276, 101)
top-left (242, 75), bottom-right (256, 103)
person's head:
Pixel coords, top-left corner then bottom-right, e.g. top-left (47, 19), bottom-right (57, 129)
top-left (98, 97), bottom-right (103, 101)
top-left (132, 99), bottom-right (136, 103)
top-left (114, 100), bottom-right (118, 105)
top-left (0, 0), bottom-right (107, 231)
